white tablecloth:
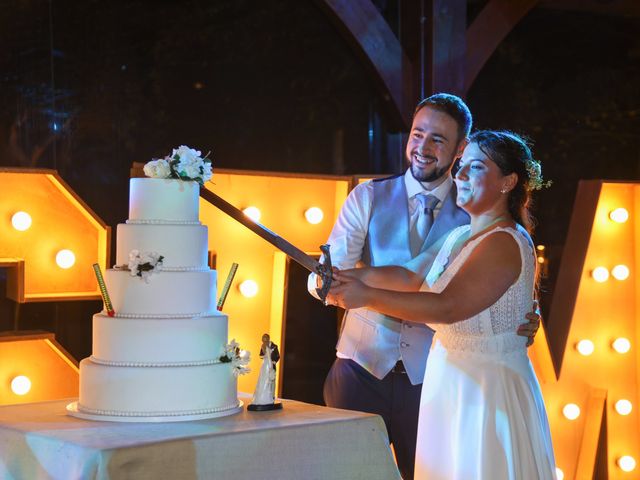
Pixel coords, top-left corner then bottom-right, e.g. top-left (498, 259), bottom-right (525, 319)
top-left (0, 397), bottom-right (400, 480)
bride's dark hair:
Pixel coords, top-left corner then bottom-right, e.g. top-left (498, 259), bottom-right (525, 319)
top-left (468, 130), bottom-right (541, 234)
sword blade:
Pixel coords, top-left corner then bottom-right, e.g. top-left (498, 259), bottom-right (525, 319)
top-left (199, 187), bottom-right (320, 274)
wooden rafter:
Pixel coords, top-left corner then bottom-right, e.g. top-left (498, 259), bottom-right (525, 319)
top-left (315, 0), bottom-right (414, 129)
top-left (465, 0), bottom-right (539, 94)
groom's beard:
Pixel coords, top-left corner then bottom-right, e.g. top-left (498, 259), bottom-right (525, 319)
top-left (410, 161), bottom-right (450, 183)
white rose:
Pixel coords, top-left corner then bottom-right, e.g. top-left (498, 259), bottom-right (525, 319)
top-left (173, 145), bottom-right (201, 163)
top-left (177, 160), bottom-right (202, 179)
top-left (143, 159), bottom-right (171, 178)
top-left (201, 161), bottom-right (213, 182)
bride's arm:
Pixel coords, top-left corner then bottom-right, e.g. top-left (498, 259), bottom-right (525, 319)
top-left (339, 235), bottom-right (446, 292)
top-left (330, 232), bottom-right (521, 325)
top-left (339, 265), bottom-right (423, 292)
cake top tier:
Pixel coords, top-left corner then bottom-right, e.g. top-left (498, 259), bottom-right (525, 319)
top-left (129, 178), bottom-right (200, 224)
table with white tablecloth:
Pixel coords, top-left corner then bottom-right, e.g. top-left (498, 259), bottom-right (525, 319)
top-left (0, 397), bottom-right (400, 480)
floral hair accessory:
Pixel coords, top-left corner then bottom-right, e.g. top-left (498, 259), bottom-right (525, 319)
top-left (525, 158), bottom-right (552, 191)
top-left (220, 339), bottom-right (251, 377)
top-left (143, 145), bottom-right (212, 185)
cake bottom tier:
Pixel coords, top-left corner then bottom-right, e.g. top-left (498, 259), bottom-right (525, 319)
top-left (77, 358), bottom-right (239, 419)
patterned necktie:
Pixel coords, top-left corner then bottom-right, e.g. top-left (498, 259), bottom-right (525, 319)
top-left (411, 193), bottom-right (440, 255)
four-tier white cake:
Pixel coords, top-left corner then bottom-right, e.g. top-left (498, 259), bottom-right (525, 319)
top-left (67, 178), bottom-right (242, 422)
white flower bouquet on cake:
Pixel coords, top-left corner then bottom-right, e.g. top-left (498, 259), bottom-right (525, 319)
top-left (144, 145), bottom-right (212, 185)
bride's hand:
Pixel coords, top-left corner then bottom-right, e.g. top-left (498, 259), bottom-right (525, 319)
top-left (327, 276), bottom-right (372, 309)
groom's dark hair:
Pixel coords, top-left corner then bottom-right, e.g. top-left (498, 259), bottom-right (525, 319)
top-left (414, 93), bottom-right (473, 142)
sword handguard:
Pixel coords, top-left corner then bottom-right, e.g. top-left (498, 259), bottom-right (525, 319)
top-left (315, 244), bottom-right (332, 304)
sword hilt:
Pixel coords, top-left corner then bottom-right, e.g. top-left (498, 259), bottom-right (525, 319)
top-left (315, 244), bottom-right (332, 304)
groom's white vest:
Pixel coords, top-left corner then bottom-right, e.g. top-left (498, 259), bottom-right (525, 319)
top-left (335, 174), bottom-right (469, 385)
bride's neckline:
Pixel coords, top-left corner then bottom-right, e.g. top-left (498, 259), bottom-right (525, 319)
top-left (463, 217), bottom-right (516, 246)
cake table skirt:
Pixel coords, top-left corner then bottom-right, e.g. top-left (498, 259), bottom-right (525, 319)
top-left (0, 397), bottom-right (401, 480)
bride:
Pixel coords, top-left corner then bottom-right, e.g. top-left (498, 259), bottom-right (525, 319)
top-left (328, 130), bottom-right (556, 479)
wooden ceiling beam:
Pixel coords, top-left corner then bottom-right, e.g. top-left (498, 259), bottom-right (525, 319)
top-left (465, 0), bottom-right (539, 94)
top-left (316, 0), bottom-right (414, 130)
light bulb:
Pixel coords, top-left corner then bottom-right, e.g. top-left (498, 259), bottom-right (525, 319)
top-left (591, 267), bottom-right (609, 282)
top-left (242, 206), bottom-right (261, 223)
top-left (11, 375), bottom-right (31, 395)
top-left (617, 455), bottom-right (636, 472)
top-left (56, 249), bottom-right (76, 269)
top-left (11, 211), bottom-right (32, 231)
top-left (576, 339), bottom-right (594, 356)
top-left (612, 337), bottom-right (631, 354)
top-left (304, 207), bottom-right (324, 225)
top-left (611, 264), bottom-right (630, 281)
top-left (615, 399), bottom-right (632, 416)
top-left (239, 279), bottom-right (259, 298)
top-left (555, 468), bottom-right (564, 480)
top-left (609, 208), bottom-right (629, 223)
top-left (563, 403), bottom-right (580, 420)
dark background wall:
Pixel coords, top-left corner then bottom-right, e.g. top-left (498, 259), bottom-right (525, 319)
top-left (1, 0), bottom-right (639, 364)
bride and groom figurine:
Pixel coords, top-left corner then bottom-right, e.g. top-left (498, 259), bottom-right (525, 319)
top-left (248, 333), bottom-right (282, 411)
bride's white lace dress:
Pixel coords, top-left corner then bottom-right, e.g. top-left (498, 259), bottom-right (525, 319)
top-left (415, 225), bottom-right (556, 480)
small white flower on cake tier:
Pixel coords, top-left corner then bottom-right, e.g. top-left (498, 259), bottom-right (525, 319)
top-left (127, 249), bottom-right (164, 283)
top-left (219, 339), bottom-right (251, 377)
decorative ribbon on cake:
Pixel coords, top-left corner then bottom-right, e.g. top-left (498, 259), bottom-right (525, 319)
top-left (93, 263), bottom-right (115, 317)
top-left (217, 262), bottom-right (239, 311)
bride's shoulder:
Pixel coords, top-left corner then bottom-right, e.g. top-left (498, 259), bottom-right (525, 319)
top-left (467, 228), bottom-right (522, 266)
top-left (490, 224), bottom-right (535, 256)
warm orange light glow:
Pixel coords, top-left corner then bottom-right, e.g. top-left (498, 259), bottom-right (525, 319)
top-left (615, 399), bottom-right (633, 416)
top-left (304, 207), bottom-right (324, 224)
top-left (555, 467), bottom-right (564, 480)
top-left (199, 169), bottom-right (350, 393)
top-left (239, 279), bottom-right (259, 298)
top-left (0, 169), bottom-right (110, 302)
top-left (0, 332), bottom-right (79, 406)
top-left (10, 375), bottom-right (31, 395)
top-left (11, 211), bottom-right (32, 231)
top-left (617, 455), bottom-right (636, 472)
top-left (576, 339), bottom-right (594, 356)
top-left (563, 403), bottom-right (581, 420)
top-left (612, 337), bottom-right (631, 354)
top-left (611, 264), bottom-right (630, 280)
top-left (609, 207), bottom-right (629, 223)
top-left (55, 249), bottom-right (76, 269)
top-left (591, 266), bottom-right (609, 282)
top-left (242, 206), bottom-right (261, 222)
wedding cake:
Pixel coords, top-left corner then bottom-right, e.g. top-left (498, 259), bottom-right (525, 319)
top-left (67, 146), bottom-right (248, 422)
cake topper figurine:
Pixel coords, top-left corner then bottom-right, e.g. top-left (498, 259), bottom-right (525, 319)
top-left (248, 333), bottom-right (282, 411)
top-left (92, 263), bottom-right (115, 317)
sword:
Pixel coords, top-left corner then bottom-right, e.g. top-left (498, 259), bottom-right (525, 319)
top-left (200, 187), bottom-right (333, 303)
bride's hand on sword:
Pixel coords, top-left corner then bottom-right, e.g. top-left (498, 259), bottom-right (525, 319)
top-left (326, 270), bottom-right (371, 309)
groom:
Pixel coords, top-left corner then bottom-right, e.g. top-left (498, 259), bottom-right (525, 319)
top-left (308, 93), bottom-right (539, 480)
